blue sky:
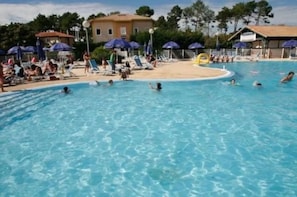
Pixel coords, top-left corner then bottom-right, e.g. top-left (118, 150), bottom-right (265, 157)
top-left (0, 0), bottom-right (296, 30)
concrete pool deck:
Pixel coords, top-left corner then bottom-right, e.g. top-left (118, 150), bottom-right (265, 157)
top-left (2, 60), bottom-right (230, 92)
top-left (2, 57), bottom-right (295, 92)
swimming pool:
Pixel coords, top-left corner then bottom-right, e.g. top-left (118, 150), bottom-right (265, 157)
top-left (1, 61), bottom-right (297, 196)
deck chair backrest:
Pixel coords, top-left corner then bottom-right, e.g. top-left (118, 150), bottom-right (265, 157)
top-left (88, 59), bottom-right (100, 73)
top-left (89, 59), bottom-right (97, 68)
top-left (134, 57), bottom-right (143, 67)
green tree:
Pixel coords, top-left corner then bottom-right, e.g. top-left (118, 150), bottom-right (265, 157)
top-left (183, 0), bottom-right (215, 32)
top-left (108, 11), bottom-right (120, 15)
top-left (166, 5), bottom-right (183, 30)
top-left (59, 12), bottom-right (81, 33)
top-left (88, 12), bottom-right (106, 20)
top-left (216, 7), bottom-right (232, 33)
top-left (254, 0), bottom-right (273, 25)
top-left (30, 14), bottom-right (54, 32)
top-left (135, 6), bottom-right (154, 17)
top-left (230, 2), bottom-right (247, 32)
top-left (155, 16), bottom-right (168, 30)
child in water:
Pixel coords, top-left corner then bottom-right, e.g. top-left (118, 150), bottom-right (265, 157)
top-left (61, 86), bottom-right (71, 94)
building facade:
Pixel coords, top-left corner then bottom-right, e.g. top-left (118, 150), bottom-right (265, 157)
top-left (35, 30), bottom-right (75, 47)
top-left (228, 25), bottom-right (297, 58)
top-left (89, 14), bottom-right (154, 43)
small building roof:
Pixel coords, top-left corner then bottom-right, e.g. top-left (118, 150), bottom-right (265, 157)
top-left (90, 13), bottom-right (153, 23)
top-left (229, 25), bottom-right (297, 41)
top-left (35, 30), bottom-right (74, 38)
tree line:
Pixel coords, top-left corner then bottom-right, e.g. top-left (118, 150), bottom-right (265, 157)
top-left (0, 0), bottom-right (273, 57)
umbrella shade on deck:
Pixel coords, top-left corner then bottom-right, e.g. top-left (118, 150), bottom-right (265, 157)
top-left (188, 42), bottom-right (204, 49)
top-left (233, 42), bottom-right (247, 48)
top-left (104, 38), bottom-right (131, 49)
top-left (162, 41), bottom-right (180, 49)
top-left (50, 42), bottom-right (72, 51)
top-left (282, 39), bottom-right (297, 48)
top-left (129, 41), bottom-right (140, 49)
top-left (7, 46), bottom-right (25, 54)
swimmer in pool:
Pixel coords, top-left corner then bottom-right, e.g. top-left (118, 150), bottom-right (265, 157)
top-left (61, 86), bottom-right (71, 94)
top-left (280, 71), bottom-right (294, 83)
top-left (149, 82), bottom-right (162, 91)
top-left (253, 81), bottom-right (262, 87)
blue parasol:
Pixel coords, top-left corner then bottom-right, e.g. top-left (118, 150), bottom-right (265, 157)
top-left (7, 46), bottom-right (25, 54)
top-left (50, 42), bottom-right (72, 51)
top-left (162, 41), bottom-right (180, 49)
top-left (282, 39), bottom-right (297, 48)
top-left (162, 41), bottom-right (180, 60)
top-left (24, 46), bottom-right (36, 53)
top-left (129, 41), bottom-right (140, 49)
top-left (104, 38), bottom-right (131, 49)
top-left (233, 42), bottom-right (247, 48)
top-left (188, 42), bottom-right (204, 49)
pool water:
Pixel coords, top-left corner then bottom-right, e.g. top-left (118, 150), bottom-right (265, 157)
top-left (1, 61), bottom-right (297, 196)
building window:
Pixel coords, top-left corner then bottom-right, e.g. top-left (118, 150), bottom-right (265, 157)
top-left (96, 29), bottom-right (101, 35)
top-left (134, 28), bottom-right (139, 34)
top-left (108, 29), bottom-right (113, 35)
top-left (120, 27), bottom-right (126, 35)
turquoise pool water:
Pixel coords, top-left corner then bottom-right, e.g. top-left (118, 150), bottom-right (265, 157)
top-left (1, 61), bottom-right (297, 196)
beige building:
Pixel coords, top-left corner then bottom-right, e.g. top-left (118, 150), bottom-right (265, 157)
top-left (89, 14), bottom-right (154, 43)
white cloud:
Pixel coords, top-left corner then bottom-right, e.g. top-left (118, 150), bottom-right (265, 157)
top-left (0, 2), bottom-right (296, 27)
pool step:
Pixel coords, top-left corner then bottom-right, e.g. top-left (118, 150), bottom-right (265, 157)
top-left (0, 90), bottom-right (59, 129)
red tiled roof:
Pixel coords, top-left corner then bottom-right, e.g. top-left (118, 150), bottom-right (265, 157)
top-left (35, 31), bottom-right (74, 38)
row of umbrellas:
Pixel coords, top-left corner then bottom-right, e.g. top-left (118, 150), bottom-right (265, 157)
top-left (232, 39), bottom-right (297, 49)
top-left (106, 38), bottom-right (297, 50)
top-left (104, 38), bottom-right (205, 50)
top-left (1, 42), bottom-right (73, 61)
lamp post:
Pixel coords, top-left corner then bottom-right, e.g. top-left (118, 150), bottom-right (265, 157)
top-left (149, 28), bottom-right (154, 54)
top-left (82, 20), bottom-right (90, 54)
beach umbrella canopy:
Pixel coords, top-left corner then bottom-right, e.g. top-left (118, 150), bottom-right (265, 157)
top-left (50, 42), bottom-right (72, 51)
top-left (233, 42), bottom-right (247, 48)
top-left (188, 42), bottom-right (204, 49)
top-left (129, 41), bottom-right (140, 49)
top-left (24, 46), bottom-right (36, 53)
top-left (162, 41), bottom-right (180, 49)
top-left (7, 46), bottom-right (26, 54)
top-left (282, 39), bottom-right (297, 48)
top-left (104, 38), bottom-right (131, 49)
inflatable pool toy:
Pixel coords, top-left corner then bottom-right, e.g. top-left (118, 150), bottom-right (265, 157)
top-left (193, 53), bottom-right (210, 65)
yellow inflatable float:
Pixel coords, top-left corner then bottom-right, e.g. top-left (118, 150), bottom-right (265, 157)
top-left (193, 53), bottom-right (210, 65)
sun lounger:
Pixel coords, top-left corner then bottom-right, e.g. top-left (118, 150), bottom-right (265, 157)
top-left (88, 59), bottom-right (100, 74)
top-left (133, 56), bottom-right (153, 70)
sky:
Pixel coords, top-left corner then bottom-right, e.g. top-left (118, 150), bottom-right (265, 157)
top-left (0, 0), bottom-right (296, 30)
